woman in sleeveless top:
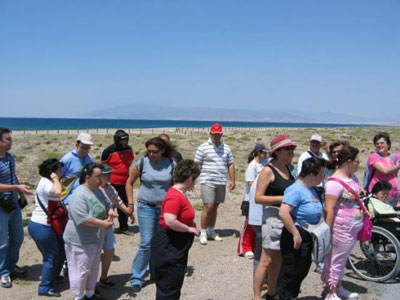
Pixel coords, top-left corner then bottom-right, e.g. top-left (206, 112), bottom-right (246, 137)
top-left (253, 135), bottom-right (296, 300)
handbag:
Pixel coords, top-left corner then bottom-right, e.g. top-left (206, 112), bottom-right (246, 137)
top-left (18, 193), bottom-right (28, 209)
top-left (327, 177), bottom-right (372, 242)
top-left (0, 154), bottom-right (20, 212)
top-left (0, 194), bottom-right (17, 212)
top-left (37, 194), bottom-right (68, 235)
top-left (297, 217), bottom-right (331, 264)
top-left (240, 200), bottom-right (250, 216)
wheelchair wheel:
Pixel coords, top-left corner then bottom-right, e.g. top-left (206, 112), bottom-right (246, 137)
top-left (348, 226), bottom-right (400, 282)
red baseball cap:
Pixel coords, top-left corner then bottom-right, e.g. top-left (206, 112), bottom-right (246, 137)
top-left (210, 123), bottom-right (223, 134)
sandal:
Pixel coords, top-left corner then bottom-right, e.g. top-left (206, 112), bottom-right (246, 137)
top-left (265, 293), bottom-right (278, 300)
top-left (99, 278), bottom-right (116, 287)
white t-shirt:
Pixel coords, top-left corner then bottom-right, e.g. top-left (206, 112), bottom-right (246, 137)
top-left (244, 159), bottom-right (268, 201)
top-left (247, 159), bottom-right (270, 226)
top-left (31, 177), bottom-right (59, 226)
top-left (296, 149), bottom-right (328, 176)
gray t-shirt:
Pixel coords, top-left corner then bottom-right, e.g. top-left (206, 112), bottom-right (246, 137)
top-left (136, 156), bottom-right (175, 204)
top-left (63, 185), bottom-right (111, 245)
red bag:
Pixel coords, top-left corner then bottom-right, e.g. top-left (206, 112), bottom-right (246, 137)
top-left (327, 177), bottom-right (372, 242)
top-left (37, 195), bottom-right (68, 235)
top-left (47, 200), bottom-right (68, 235)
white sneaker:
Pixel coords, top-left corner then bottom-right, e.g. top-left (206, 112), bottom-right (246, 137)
top-left (199, 232), bottom-right (208, 245)
top-left (244, 251), bottom-right (254, 259)
top-left (1, 275), bottom-right (12, 288)
top-left (336, 287), bottom-right (359, 299)
top-left (208, 232), bottom-right (223, 242)
top-left (324, 293), bottom-right (341, 300)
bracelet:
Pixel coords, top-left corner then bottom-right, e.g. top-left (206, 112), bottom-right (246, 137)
top-left (128, 203), bottom-right (134, 207)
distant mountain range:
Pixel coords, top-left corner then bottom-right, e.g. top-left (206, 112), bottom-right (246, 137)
top-left (85, 104), bottom-right (399, 125)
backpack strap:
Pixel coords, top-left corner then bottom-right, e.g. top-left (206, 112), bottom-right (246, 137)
top-left (307, 150), bottom-right (318, 158)
top-left (366, 152), bottom-right (398, 191)
top-left (139, 158), bottom-right (144, 183)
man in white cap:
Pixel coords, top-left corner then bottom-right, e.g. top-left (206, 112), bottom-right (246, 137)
top-left (194, 123), bottom-right (236, 245)
top-left (60, 132), bottom-right (94, 205)
top-left (296, 133), bottom-right (328, 176)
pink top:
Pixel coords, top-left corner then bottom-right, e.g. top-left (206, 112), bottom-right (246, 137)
top-left (325, 175), bottom-right (363, 224)
top-left (367, 152), bottom-right (400, 201)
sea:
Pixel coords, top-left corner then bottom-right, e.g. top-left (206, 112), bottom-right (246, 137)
top-left (0, 117), bottom-right (369, 131)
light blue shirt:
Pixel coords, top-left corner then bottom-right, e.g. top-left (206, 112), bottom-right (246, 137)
top-left (283, 180), bottom-right (323, 226)
top-left (136, 157), bottom-right (175, 204)
top-left (60, 149), bottom-right (93, 205)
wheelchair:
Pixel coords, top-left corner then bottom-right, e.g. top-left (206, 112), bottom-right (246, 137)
top-left (347, 198), bottom-right (400, 282)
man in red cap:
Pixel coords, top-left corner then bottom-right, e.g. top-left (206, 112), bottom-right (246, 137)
top-left (194, 123), bottom-right (236, 245)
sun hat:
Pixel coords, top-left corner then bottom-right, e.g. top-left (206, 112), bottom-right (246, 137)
top-left (210, 123), bottom-right (223, 134)
top-left (310, 134), bottom-right (323, 143)
top-left (270, 135), bottom-right (297, 153)
top-left (100, 163), bottom-right (113, 174)
top-left (253, 144), bottom-right (270, 153)
top-left (76, 132), bottom-right (93, 145)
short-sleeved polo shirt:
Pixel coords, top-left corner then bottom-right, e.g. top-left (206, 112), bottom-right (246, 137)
top-left (194, 139), bottom-right (234, 185)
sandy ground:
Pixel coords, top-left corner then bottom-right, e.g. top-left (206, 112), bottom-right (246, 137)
top-left (3, 126), bottom-right (400, 299)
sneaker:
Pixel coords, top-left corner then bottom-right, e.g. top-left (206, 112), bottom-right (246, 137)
top-left (11, 265), bottom-right (26, 278)
top-left (99, 277), bottom-right (116, 288)
top-left (244, 251), bottom-right (254, 259)
top-left (207, 232), bottom-right (223, 242)
top-left (121, 230), bottom-right (135, 236)
top-left (62, 261), bottom-right (69, 278)
top-left (324, 293), bottom-right (341, 300)
top-left (39, 289), bottom-right (61, 297)
top-left (336, 287), bottom-right (359, 299)
top-left (131, 285), bottom-right (141, 293)
top-left (199, 232), bottom-right (208, 245)
top-left (1, 275), bottom-right (12, 288)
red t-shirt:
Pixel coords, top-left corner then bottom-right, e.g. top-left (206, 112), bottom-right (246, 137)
top-left (159, 187), bottom-right (195, 230)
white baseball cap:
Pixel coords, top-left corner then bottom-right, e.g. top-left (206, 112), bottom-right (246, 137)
top-left (310, 134), bottom-right (322, 143)
top-left (77, 133), bottom-right (94, 145)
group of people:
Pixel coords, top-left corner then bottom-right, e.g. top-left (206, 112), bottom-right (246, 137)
top-left (238, 132), bottom-right (400, 300)
top-left (1, 124), bottom-right (400, 300)
top-left (0, 124), bottom-right (235, 300)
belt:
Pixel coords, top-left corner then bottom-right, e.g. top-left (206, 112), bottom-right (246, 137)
top-left (138, 201), bottom-right (162, 208)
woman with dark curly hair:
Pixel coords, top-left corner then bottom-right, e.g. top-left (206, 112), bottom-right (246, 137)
top-left (125, 137), bottom-right (176, 293)
top-left (28, 158), bottom-right (65, 297)
top-left (151, 159), bottom-right (200, 300)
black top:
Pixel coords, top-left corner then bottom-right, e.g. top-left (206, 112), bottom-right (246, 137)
top-left (264, 164), bottom-right (295, 206)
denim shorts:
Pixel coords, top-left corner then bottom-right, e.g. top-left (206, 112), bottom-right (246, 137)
top-left (103, 228), bottom-right (116, 250)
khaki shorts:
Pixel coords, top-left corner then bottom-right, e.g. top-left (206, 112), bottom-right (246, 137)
top-left (201, 183), bottom-right (226, 204)
top-left (262, 207), bottom-right (283, 250)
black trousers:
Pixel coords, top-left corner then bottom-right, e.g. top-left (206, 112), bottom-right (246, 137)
top-left (112, 184), bottom-right (129, 230)
top-left (279, 226), bottom-right (313, 300)
top-left (151, 228), bottom-right (194, 300)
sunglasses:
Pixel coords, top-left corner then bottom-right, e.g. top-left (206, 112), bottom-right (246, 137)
top-left (281, 146), bottom-right (295, 151)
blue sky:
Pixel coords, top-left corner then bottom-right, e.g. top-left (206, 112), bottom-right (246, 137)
top-left (1, 1), bottom-right (399, 121)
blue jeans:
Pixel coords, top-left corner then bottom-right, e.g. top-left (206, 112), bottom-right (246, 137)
top-left (28, 220), bottom-right (65, 294)
top-left (130, 202), bottom-right (161, 286)
top-left (0, 206), bottom-right (24, 277)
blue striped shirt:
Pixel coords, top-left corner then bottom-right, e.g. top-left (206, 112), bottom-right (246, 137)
top-left (0, 152), bottom-right (18, 202)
